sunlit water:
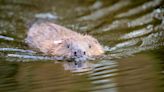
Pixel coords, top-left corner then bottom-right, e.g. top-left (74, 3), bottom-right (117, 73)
top-left (0, 0), bottom-right (164, 92)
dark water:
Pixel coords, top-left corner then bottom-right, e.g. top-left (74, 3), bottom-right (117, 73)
top-left (0, 0), bottom-right (164, 92)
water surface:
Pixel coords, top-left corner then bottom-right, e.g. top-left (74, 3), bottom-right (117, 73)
top-left (0, 0), bottom-right (164, 92)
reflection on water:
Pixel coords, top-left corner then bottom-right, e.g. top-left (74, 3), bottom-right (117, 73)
top-left (63, 61), bottom-right (94, 73)
top-left (0, 0), bottom-right (164, 92)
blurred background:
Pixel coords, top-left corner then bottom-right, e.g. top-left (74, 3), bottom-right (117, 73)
top-left (0, 0), bottom-right (164, 92)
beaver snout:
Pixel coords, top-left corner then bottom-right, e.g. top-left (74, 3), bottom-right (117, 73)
top-left (73, 50), bottom-right (86, 58)
top-left (71, 50), bottom-right (87, 62)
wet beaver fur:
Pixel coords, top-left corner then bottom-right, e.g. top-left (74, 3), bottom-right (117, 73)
top-left (25, 21), bottom-right (104, 61)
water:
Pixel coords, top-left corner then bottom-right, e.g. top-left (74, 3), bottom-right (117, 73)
top-left (0, 0), bottom-right (164, 92)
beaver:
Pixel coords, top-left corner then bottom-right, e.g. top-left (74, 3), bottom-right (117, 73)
top-left (25, 21), bottom-right (104, 61)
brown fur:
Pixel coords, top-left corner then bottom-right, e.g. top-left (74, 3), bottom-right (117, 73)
top-left (25, 22), bottom-right (104, 60)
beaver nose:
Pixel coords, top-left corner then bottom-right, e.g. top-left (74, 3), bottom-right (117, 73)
top-left (74, 50), bottom-right (86, 57)
top-left (74, 51), bottom-right (77, 56)
top-left (83, 51), bottom-right (86, 55)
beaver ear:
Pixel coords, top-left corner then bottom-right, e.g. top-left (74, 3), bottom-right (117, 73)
top-left (54, 40), bottom-right (63, 45)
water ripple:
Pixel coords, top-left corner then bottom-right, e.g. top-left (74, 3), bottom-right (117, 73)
top-left (0, 35), bottom-right (14, 41)
top-left (0, 0), bottom-right (163, 92)
top-left (116, 0), bottom-right (162, 18)
top-left (78, 0), bottom-right (131, 21)
top-left (0, 48), bottom-right (35, 53)
top-left (121, 25), bottom-right (153, 39)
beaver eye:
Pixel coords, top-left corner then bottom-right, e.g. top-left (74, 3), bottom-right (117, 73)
top-left (89, 45), bottom-right (92, 48)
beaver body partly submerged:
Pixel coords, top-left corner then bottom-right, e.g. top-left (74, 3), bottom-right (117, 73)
top-left (25, 21), bottom-right (104, 61)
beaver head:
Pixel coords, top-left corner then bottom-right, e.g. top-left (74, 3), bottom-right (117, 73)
top-left (49, 35), bottom-right (104, 62)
